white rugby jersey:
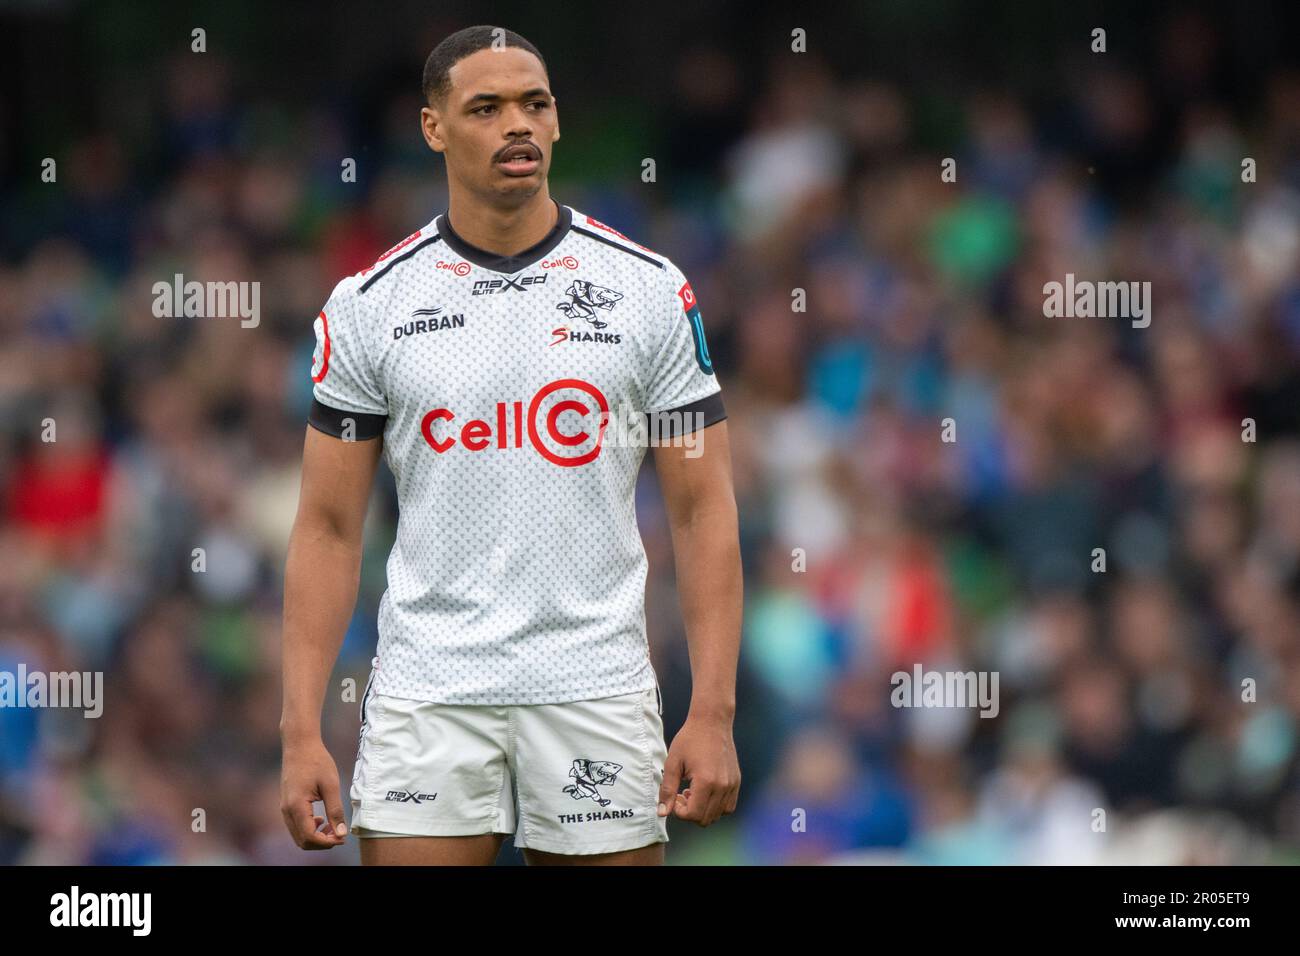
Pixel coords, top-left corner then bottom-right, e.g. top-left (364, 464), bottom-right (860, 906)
top-left (307, 199), bottom-right (725, 704)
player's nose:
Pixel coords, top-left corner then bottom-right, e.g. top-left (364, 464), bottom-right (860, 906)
top-left (501, 104), bottom-right (534, 132)
top-left (503, 121), bottom-right (535, 145)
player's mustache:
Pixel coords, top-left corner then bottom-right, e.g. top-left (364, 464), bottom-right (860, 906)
top-left (495, 141), bottom-right (542, 162)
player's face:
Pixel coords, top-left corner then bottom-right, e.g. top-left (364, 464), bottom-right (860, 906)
top-left (422, 47), bottom-right (560, 204)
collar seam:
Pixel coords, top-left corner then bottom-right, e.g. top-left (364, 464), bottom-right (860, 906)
top-left (436, 201), bottom-right (571, 274)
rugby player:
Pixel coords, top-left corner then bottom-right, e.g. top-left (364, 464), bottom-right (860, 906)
top-left (280, 24), bottom-right (742, 865)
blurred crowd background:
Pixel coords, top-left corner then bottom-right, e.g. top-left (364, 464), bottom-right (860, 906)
top-left (2, 1), bottom-right (1300, 864)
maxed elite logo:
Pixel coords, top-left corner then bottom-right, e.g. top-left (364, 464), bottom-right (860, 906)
top-left (421, 377), bottom-right (611, 467)
top-left (385, 788), bottom-right (438, 804)
top-left (473, 273), bottom-right (548, 295)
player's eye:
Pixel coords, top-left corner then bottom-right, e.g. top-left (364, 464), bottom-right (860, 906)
top-left (473, 104), bottom-right (497, 115)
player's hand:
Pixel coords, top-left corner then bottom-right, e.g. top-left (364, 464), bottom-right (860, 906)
top-left (280, 736), bottom-right (348, 850)
top-left (657, 712), bottom-right (740, 827)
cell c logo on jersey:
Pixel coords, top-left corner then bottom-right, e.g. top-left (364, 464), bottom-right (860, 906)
top-left (420, 378), bottom-right (611, 467)
top-left (541, 255), bottom-right (579, 270)
top-left (435, 259), bottom-right (473, 276)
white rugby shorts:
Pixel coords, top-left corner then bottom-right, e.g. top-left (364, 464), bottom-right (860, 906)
top-left (348, 659), bottom-right (670, 855)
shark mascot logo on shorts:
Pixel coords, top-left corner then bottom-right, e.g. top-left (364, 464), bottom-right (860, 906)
top-left (562, 759), bottom-right (623, 807)
top-left (556, 281), bottom-right (624, 329)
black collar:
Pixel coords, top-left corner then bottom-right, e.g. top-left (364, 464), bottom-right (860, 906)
top-left (436, 199), bottom-right (572, 274)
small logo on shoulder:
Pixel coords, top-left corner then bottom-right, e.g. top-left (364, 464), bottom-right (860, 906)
top-left (677, 281), bottom-right (714, 375)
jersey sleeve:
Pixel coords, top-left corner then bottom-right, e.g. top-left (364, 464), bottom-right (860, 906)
top-left (643, 264), bottom-right (726, 437)
top-left (307, 276), bottom-right (388, 440)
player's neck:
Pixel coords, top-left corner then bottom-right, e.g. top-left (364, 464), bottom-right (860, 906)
top-left (444, 191), bottom-right (559, 258)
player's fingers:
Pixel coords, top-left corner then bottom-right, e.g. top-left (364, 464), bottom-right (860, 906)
top-left (305, 814), bottom-right (345, 849)
top-left (281, 796), bottom-right (314, 847)
top-left (715, 774), bottom-right (739, 817)
top-left (298, 816), bottom-right (334, 850)
top-left (677, 784), bottom-right (709, 824)
top-left (658, 755), bottom-right (683, 817)
top-left (722, 782), bottom-right (740, 815)
top-left (283, 798), bottom-right (340, 850)
top-left (320, 773), bottom-right (349, 838)
top-left (697, 782), bottom-right (726, 826)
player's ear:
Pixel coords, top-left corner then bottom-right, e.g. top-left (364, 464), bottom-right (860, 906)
top-left (421, 106), bottom-right (446, 153)
top-left (552, 96), bottom-right (559, 142)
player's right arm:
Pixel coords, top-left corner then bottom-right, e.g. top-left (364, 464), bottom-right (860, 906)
top-left (280, 279), bottom-right (388, 850)
top-left (280, 427), bottom-right (383, 848)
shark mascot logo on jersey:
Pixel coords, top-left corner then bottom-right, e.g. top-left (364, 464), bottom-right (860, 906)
top-left (556, 280), bottom-right (624, 329)
top-left (562, 759), bottom-right (623, 807)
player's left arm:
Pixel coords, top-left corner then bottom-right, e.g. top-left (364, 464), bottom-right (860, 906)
top-left (651, 419), bottom-right (743, 827)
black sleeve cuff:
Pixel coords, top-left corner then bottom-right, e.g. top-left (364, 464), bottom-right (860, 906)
top-left (646, 391), bottom-right (726, 439)
top-left (308, 398), bottom-right (387, 440)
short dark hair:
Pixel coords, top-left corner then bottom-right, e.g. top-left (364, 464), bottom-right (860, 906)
top-left (422, 25), bottom-right (548, 107)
